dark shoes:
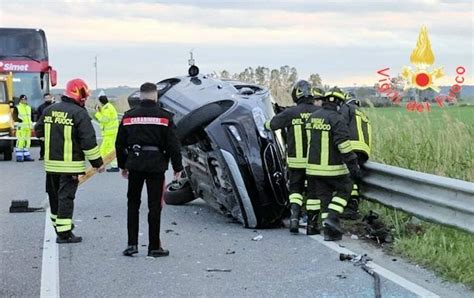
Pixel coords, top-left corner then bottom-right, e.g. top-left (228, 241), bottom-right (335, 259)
top-left (106, 167), bottom-right (120, 172)
top-left (306, 212), bottom-right (320, 235)
top-left (323, 228), bottom-right (343, 241)
top-left (323, 213), bottom-right (344, 241)
top-left (289, 203), bottom-right (301, 234)
top-left (123, 245), bottom-right (139, 256)
top-left (148, 248), bottom-right (169, 258)
top-left (56, 232), bottom-right (82, 244)
top-left (23, 156), bottom-right (35, 162)
top-left (39, 156), bottom-right (44, 160)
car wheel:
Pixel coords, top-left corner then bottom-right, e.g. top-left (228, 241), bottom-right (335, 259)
top-left (164, 181), bottom-right (196, 205)
top-left (176, 103), bottom-right (223, 145)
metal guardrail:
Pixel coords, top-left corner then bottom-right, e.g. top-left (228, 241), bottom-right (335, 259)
top-left (362, 161), bottom-right (474, 234)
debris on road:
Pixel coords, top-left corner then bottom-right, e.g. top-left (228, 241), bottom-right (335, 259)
top-left (350, 234), bottom-right (359, 240)
top-left (104, 215), bottom-right (111, 218)
top-left (171, 221), bottom-right (177, 225)
top-left (340, 253), bottom-right (381, 298)
top-left (252, 235), bottom-right (263, 241)
top-left (225, 250), bottom-right (236, 255)
top-left (165, 229), bottom-right (174, 233)
top-left (206, 268), bottom-right (232, 272)
top-left (9, 200), bottom-right (45, 213)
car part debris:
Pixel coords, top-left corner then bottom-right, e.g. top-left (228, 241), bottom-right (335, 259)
top-left (252, 235), bottom-right (263, 241)
top-left (363, 210), bottom-right (393, 244)
top-left (340, 253), bottom-right (381, 298)
top-left (9, 200), bottom-right (44, 213)
top-left (205, 268), bottom-right (232, 272)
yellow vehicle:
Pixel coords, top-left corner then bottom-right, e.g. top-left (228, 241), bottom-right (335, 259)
top-left (0, 73), bottom-right (14, 160)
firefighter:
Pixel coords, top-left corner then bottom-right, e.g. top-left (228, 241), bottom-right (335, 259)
top-left (339, 92), bottom-right (372, 219)
top-left (35, 78), bottom-right (104, 243)
top-left (306, 87), bottom-right (362, 241)
top-left (264, 80), bottom-right (324, 234)
top-left (37, 93), bottom-right (55, 160)
top-left (116, 82), bottom-right (183, 258)
top-left (13, 94), bottom-right (34, 162)
top-left (95, 94), bottom-right (119, 172)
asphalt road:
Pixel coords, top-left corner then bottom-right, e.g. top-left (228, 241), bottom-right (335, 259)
top-left (1, 147), bottom-right (472, 297)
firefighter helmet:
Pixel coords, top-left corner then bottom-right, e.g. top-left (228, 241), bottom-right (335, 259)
top-left (64, 78), bottom-right (90, 106)
top-left (291, 80), bottom-right (312, 103)
top-left (311, 87), bottom-right (325, 99)
top-left (323, 87), bottom-right (346, 104)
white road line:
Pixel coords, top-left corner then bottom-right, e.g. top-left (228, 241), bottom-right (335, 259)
top-left (306, 232), bottom-right (439, 298)
top-left (41, 208), bottom-right (60, 298)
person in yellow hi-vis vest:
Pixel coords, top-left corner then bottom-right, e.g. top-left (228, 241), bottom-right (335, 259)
top-left (13, 94), bottom-right (34, 162)
top-left (95, 94), bottom-right (119, 172)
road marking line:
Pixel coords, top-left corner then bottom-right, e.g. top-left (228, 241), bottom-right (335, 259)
top-left (306, 232), bottom-right (439, 298)
top-left (41, 208), bottom-right (60, 298)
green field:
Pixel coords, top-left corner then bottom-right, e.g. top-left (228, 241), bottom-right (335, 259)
top-left (359, 105), bottom-right (474, 288)
top-left (363, 105), bottom-right (474, 182)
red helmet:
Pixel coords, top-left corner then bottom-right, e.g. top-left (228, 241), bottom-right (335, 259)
top-left (64, 78), bottom-right (90, 105)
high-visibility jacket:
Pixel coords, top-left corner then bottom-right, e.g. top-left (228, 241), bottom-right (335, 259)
top-left (34, 96), bottom-right (103, 174)
top-left (339, 103), bottom-right (372, 159)
top-left (95, 102), bottom-right (119, 137)
top-left (14, 103), bottom-right (32, 129)
top-left (265, 101), bottom-right (319, 169)
top-left (306, 103), bottom-right (357, 177)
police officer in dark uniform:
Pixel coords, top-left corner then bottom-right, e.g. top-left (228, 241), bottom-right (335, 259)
top-left (35, 78), bottom-right (104, 243)
top-left (116, 82), bottom-right (183, 257)
top-left (339, 92), bottom-right (372, 219)
top-left (264, 80), bottom-right (324, 234)
top-left (306, 87), bottom-right (362, 241)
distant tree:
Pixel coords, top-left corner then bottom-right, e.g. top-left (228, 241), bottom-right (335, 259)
top-left (220, 70), bottom-right (230, 79)
top-left (308, 73), bottom-right (322, 87)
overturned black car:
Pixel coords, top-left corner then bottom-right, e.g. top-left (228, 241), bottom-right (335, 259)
top-left (128, 68), bottom-right (288, 228)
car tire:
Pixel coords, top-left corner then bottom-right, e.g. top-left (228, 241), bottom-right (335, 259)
top-left (176, 103), bottom-right (223, 145)
top-left (164, 181), bottom-right (196, 205)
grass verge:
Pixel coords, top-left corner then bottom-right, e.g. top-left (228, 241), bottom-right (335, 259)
top-left (354, 106), bottom-right (474, 289)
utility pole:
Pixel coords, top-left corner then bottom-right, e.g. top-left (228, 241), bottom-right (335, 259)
top-left (94, 55), bottom-right (98, 90)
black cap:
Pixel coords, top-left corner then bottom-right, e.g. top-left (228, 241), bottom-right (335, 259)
top-left (99, 95), bottom-right (108, 105)
top-left (20, 94), bottom-right (27, 100)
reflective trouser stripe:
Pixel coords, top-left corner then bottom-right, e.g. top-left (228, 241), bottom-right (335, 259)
top-left (289, 193), bottom-right (303, 206)
top-left (50, 214), bottom-right (57, 227)
top-left (321, 212), bottom-right (328, 219)
top-left (306, 199), bottom-right (321, 211)
top-left (351, 183), bottom-right (360, 196)
top-left (329, 203), bottom-right (344, 213)
top-left (45, 123), bottom-right (51, 160)
top-left (64, 126), bottom-right (73, 162)
top-left (332, 196), bottom-right (347, 207)
top-left (56, 218), bottom-right (72, 232)
top-left (329, 196), bottom-right (348, 214)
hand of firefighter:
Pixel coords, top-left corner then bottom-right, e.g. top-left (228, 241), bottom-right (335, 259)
top-left (347, 159), bottom-right (363, 181)
top-left (121, 169), bottom-right (129, 179)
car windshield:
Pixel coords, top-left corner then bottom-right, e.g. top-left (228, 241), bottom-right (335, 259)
top-left (12, 73), bottom-right (45, 109)
top-left (0, 29), bottom-right (47, 61)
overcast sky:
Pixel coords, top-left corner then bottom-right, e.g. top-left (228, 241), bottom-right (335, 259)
top-left (0, 0), bottom-right (472, 88)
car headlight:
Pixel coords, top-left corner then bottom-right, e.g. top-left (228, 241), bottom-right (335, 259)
top-left (0, 114), bottom-right (11, 124)
top-left (252, 107), bottom-right (268, 139)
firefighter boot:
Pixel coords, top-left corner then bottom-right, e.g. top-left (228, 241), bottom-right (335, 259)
top-left (306, 211), bottom-right (320, 235)
top-left (289, 203), bottom-right (301, 234)
top-left (323, 226), bottom-right (343, 241)
top-left (323, 212), bottom-right (344, 234)
top-left (148, 247), bottom-right (170, 258)
top-left (340, 197), bottom-right (360, 220)
top-left (56, 232), bottom-right (82, 244)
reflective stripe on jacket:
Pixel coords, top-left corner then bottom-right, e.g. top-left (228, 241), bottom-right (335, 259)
top-left (265, 102), bottom-right (319, 169)
top-left (306, 103), bottom-right (357, 177)
top-left (34, 96), bottom-right (103, 174)
top-left (339, 103), bottom-right (372, 158)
